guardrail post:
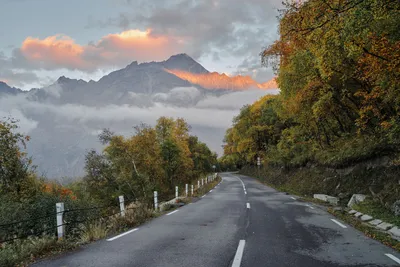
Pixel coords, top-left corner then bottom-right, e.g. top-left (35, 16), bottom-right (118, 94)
top-left (119, 195), bottom-right (125, 217)
top-left (202, 179), bottom-right (204, 186)
top-left (198, 180), bottom-right (200, 189)
top-left (56, 202), bottom-right (65, 239)
top-left (185, 184), bottom-right (188, 197)
top-left (191, 184), bottom-right (194, 196)
top-left (154, 191), bottom-right (158, 211)
top-left (175, 186), bottom-right (178, 198)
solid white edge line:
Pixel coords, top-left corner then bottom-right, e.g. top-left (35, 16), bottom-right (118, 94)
top-left (202, 194), bottom-right (207, 198)
top-left (210, 190), bottom-right (213, 192)
top-left (331, 219), bottom-right (347, 228)
top-left (290, 197), bottom-right (296, 200)
top-left (246, 203), bottom-right (251, 209)
top-left (166, 210), bottom-right (179, 216)
top-left (385, 253), bottom-right (400, 264)
top-left (306, 204), bottom-right (315, 209)
top-left (232, 240), bottom-right (246, 267)
top-left (107, 228), bottom-right (138, 241)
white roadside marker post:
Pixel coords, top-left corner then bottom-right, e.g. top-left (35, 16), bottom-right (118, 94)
top-left (154, 191), bottom-right (158, 211)
top-left (56, 202), bottom-right (65, 239)
top-left (185, 184), bottom-right (188, 197)
top-left (175, 186), bottom-right (179, 199)
top-left (119, 195), bottom-right (125, 217)
top-left (191, 184), bottom-right (194, 196)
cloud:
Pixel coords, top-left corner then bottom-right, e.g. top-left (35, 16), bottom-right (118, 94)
top-left (12, 29), bottom-right (185, 72)
top-left (0, 108), bottom-right (38, 134)
top-left (196, 89), bottom-right (279, 110)
top-left (91, 0), bottom-right (283, 60)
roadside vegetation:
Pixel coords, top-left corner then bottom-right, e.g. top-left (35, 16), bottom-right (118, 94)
top-left (220, 0), bottom-right (400, 216)
top-left (0, 116), bottom-right (217, 266)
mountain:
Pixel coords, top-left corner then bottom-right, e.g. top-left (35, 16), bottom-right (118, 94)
top-left (165, 70), bottom-right (278, 90)
top-left (0, 81), bottom-right (23, 96)
top-left (0, 54), bottom-right (278, 178)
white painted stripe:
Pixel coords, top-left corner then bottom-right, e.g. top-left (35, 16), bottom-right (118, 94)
top-left (244, 191), bottom-right (247, 195)
top-left (202, 194), bottom-right (207, 198)
top-left (232, 240), bottom-right (246, 267)
top-left (246, 203), bottom-right (250, 209)
top-left (210, 190), bottom-right (213, 192)
top-left (331, 219), bottom-right (347, 228)
top-left (290, 197), bottom-right (296, 200)
top-left (306, 204), bottom-right (315, 209)
top-left (385, 253), bottom-right (400, 264)
top-left (107, 228), bottom-right (138, 241)
top-left (166, 210), bottom-right (179, 216)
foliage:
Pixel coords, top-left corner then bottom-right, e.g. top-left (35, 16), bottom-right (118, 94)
top-left (84, 117), bottom-right (217, 203)
top-left (0, 119), bottom-right (36, 198)
top-left (223, 0), bottom-right (400, 169)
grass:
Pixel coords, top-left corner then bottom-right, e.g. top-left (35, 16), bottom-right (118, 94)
top-left (353, 200), bottom-right (400, 227)
top-left (328, 208), bottom-right (400, 252)
top-left (79, 220), bottom-right (109, 243)
top-left (0, 235), bottom-right (77, 267)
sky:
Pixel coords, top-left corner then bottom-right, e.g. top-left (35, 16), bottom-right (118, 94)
top-left (0, 0), bottom-right (283, 90)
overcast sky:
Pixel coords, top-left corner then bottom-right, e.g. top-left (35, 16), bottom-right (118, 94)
top-left (0, 0), bottom-right (282, 90)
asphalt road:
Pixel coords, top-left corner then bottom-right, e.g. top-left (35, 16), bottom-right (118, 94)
top-left (32, 173), bottom-right (400, 267)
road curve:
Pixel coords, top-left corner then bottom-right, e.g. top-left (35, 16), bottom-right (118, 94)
top-left (32, 173), bottom-right (400, 267)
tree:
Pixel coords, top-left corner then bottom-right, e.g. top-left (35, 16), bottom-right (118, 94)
top-left (0, 119), bottom-right (34, 196)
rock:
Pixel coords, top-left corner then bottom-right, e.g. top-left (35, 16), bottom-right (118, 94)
top-left (354, 212), bottom-right (363, 217)
top-left (391, 200), bottom-right (400, 216)
top-left (388, 227), bottom-right (400, 238)
top-left (369, 219), bottom-right (383, 226)
top-left (347, 194), bottom-right (367, 208)
top-left (360, 215), bottom-right (373, 221)
top-left (326, 196), bottom-right (339, 205)
top-left (376, 222), bottom-right (394, 231)
top-left (314, 194), bottom-right (328, 202)
top-left (348, 210), bottom-right (357, 214)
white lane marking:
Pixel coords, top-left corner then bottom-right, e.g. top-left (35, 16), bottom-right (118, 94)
top-left (290, 197), bottom-right (296, 200)
top-left (232, 240), bottom-right (246, 267)
top-left (107, 228), bottom-right (138, 241)
top-left (235, 176), bottom-right (247, 194)
top-left (166, 210), bottom-right (179, 216)
top-left (210, 190), bottom-right (213, 192)
top-left (244, 191), bottom-right (247, 195)
top-left (202, 194), bottom-right (207, 198)
top-left (306, 204), bottom-right (315, 209)
top-left (246, 203), bottom-right (251, 209)
top-left (331, 219), bottom-right (347, 228)
top-left (385, 254), bottom-right (400, 264)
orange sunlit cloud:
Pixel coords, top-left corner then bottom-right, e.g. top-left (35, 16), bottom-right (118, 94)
top-left (19, 30), bottom-right (185, 71)
top-left (165, 69), bottom-right (278, 90)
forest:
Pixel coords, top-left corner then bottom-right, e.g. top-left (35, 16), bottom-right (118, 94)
top-left (220, 0), bottom-right (399, 207)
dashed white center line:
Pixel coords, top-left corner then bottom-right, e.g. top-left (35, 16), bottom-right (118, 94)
top-left (246, 203), bottom-right (251, 209)
top-left (107, 228), bottom-right (138, 241)
top-left (385, 253), bottom-right (400, 264)
top-left (331, 219), bottom-right (347, 228)
top-left (290, 197), bottom-right (296, 200)
top-left (166, 210), bottom-right (179, 216)
top-left (232, 240), bottom-right (246, 267)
